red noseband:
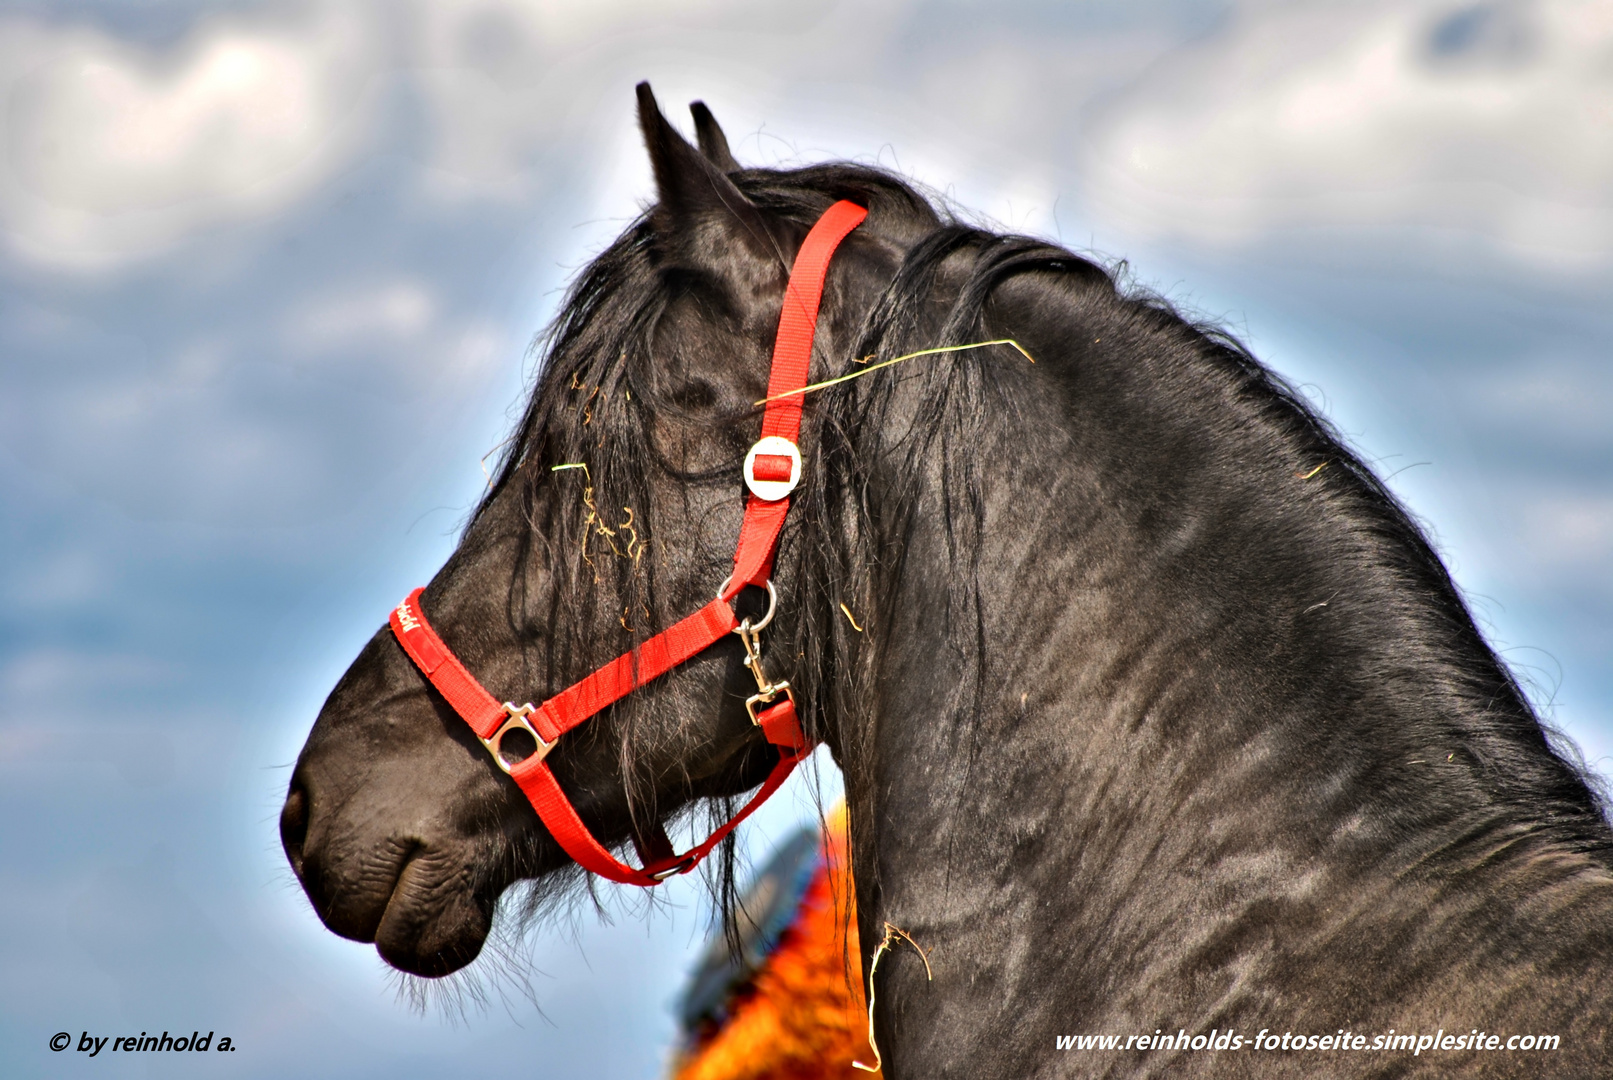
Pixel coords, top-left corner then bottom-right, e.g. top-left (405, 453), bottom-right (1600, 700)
top-left (389, 200), bottom-right (867, 886)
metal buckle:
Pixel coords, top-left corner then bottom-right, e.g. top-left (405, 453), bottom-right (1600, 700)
top-left (746, 681), bottom-right (796, 725)
top-left (742, 435), bottom-right (801, 501)
top-left (480, 702), bottom-right (556, 774)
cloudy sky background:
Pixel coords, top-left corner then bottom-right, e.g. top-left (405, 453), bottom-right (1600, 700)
top-left (3, 0), bottom-right (1610, 1076)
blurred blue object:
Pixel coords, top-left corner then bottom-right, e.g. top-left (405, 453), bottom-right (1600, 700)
top-left (675, 825), bottom-right (823, 1036)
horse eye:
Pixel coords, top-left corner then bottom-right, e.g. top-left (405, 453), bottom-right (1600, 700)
top-left (667, 378), bottom-right (717, 411)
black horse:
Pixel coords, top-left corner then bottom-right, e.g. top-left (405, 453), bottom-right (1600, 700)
top-left (282, 85), bottom-right (1613, 1077)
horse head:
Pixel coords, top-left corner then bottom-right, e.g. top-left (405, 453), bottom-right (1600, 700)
top-left (280, 85), bottom-right (924, 977)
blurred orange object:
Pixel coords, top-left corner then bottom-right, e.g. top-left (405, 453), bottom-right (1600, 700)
top-left (669, 803), bottom-right (873, 1079)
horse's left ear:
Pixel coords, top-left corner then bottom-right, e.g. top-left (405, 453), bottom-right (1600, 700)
top-left (636, 82), bottom-right (783, 265)
top-left (689, 101), bottom-right (740, 172)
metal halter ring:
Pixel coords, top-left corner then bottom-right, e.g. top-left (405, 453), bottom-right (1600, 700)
top-left (716, 576), bottom-right (778, 633)
top-left (647, 856), bottom-right (696, 882)
top-left (480, 702), bottom-right (556, 775)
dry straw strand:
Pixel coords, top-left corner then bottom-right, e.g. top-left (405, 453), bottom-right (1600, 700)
top-left (852, 922), bottom-right (933, 1073)
top-left (840, 603), bottom-right (865, 632)
top-left (1296, 461), bottom-right (1330, 480)
top-left (756, 339), bottom-right (1035, 407)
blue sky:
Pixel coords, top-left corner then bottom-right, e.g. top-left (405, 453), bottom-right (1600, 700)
top-left (2, 1), bottom-right (1610, 1076)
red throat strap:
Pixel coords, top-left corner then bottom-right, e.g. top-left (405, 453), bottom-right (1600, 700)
top-left (390, 200), bottom-right (866, 886)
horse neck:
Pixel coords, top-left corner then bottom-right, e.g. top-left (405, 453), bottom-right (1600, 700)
top-left (829, 276), bottom-right (1613, 1068)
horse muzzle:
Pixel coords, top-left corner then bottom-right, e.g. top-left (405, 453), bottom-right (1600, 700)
top-left (280, 758), bottom-right (497, 978)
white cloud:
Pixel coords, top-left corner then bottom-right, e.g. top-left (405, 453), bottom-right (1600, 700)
top-left (1457, 354), bottom-right (1613, 456)
top-left (7, 547), bottom-right (103, 609)
top-left (289, 281), bottom-right (439, 349)
top-left (1082, 0), bottom-right (1613, 265)
top-left (0, 0), bottom-right (797, 265)
top-left (0, 646), bottom-right (175, 703)
top-left (10, 1), bottom-right (1613, 274)
top-left (1518, 492), bottom-right (1613, 577)
top-left (0, 8), bottom-right (377, 269)
top-left (403, 0), bottom-right (775, 199)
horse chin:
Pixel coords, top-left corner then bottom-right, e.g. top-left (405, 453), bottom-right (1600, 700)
top-left (371, 850), bottom-right (493, 978)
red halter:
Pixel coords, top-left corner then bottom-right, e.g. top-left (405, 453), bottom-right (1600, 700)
top-left (389, 200), bottom-right (867, 886)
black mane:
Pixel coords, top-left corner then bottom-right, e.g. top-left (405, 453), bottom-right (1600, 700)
top-left (474, 160), bottom-right (1611, 929)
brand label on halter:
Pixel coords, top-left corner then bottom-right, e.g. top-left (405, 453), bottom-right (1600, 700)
top-left (395, 600), bottom-right (421, 634)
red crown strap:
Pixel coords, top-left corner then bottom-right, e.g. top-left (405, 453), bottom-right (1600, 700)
top-left (760, 198), bottom-right (867, 445)
top-left (726, 199), bottom-right (867, 596)
top-left (390, 200), bottom-right (866, 886)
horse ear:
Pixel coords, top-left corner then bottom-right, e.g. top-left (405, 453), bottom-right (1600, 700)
top-left (636, 82), bottom-right (781, 263)
top-left (689, 101), bottom-right (740, 172)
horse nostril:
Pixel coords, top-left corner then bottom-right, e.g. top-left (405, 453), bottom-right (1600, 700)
top-left (281, 782), bottom-right (310, 874)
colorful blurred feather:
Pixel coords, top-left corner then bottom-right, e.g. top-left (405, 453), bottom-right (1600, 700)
top-left (670, 805), bottom-right (872, 1079)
